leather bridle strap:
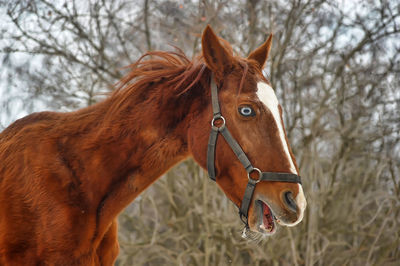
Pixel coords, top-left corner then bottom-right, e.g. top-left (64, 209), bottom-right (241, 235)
top-left (206, 75), bottom-right (302, 226)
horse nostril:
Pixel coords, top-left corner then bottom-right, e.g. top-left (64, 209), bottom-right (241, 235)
top-left (283, 191), bottom-right (298, 213)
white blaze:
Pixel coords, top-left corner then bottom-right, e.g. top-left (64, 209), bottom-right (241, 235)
top-left (256, 82), bottom-right (306, 226)
top-left (256, 82), bottom-right (297, 174)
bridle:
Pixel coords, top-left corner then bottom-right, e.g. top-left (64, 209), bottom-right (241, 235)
top-left (206, 75), bottom-right (302, 229)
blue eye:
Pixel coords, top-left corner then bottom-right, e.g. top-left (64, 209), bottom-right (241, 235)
top-left (238, 106), bottom-right (255, 117)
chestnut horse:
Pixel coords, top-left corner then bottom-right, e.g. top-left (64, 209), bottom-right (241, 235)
top-left (0, 26), bottom-right (306, 265)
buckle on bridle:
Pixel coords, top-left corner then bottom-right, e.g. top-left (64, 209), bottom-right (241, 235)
top-left (247, 167), bottom-right (262, 183)
top-left (211, 115), bottom-right (226, 130)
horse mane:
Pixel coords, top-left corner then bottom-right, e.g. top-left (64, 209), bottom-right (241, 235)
top-left (112, 50), bottom-right (205, 104)
top-left (96, 50), bottom-right (208, 127)
top-left (117, 49), bottom-right (207, 93)
top-left (99, 45), bottom-right (255, 132)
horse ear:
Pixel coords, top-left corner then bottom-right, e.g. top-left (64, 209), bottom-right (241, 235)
top-left (201, 25), bottom-right (233, 79)
top-left (248, 34), bottom-right (273, 69)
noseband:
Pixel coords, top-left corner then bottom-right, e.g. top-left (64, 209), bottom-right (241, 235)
top-left (206, 75), bottom-right (302, 229)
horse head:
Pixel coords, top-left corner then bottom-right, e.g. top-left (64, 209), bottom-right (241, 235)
top-left (189, 26), bottom-right (306, 235)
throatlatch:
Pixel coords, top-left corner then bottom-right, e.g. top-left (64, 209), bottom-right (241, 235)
top-left (206, 74), bottom-right (302, 229)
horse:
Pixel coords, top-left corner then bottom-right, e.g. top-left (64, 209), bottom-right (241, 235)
top-left (0, 25), bottom-right (306, 265)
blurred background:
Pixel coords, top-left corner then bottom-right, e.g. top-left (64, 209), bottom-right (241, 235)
top-left (0, 0), bottom-right (399, 265)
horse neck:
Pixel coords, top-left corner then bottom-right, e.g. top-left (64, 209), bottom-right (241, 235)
top-left (60, 78), bottom-right (209, 234)
top-left (70, 94), bottom-right (189, 199)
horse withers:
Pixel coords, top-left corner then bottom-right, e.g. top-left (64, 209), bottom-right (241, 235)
top-left (0, 25), bottom-right (306, 265)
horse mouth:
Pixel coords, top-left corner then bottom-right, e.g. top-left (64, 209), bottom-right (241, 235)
top-left (257, 200), bottom-right (276, 235)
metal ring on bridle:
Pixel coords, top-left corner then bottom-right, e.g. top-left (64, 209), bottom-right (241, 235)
top-left (247, 167), bottom-right (262, 183)
top-left (211, 116), bottom-right (226, 128)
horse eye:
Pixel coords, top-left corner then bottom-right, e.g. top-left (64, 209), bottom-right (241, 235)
top-left (238, 106), bottom-right (255, 117)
